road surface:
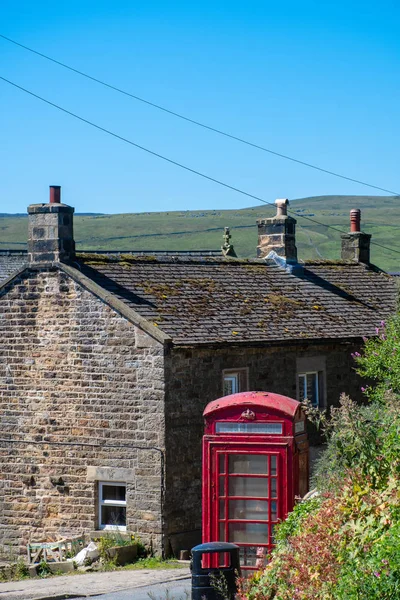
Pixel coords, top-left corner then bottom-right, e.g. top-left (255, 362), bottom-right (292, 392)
top-left (73, 577), bottom-right (191, 600)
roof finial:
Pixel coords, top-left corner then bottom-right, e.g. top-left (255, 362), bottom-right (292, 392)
top-left (221, 227), bottom-right (237, 257)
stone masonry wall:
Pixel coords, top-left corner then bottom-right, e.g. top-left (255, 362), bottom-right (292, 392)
top-left (164, 341), bottom-right (364, 552)
top-left (0, 268), bottom-right (165, 557)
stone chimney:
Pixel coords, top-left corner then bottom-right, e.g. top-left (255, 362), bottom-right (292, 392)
top-left (257, 199), bottom-right (297, 262)
top-left (341, 209), bottom-right (371, 263)
top-left (28, 186), bottom-right (75, 263)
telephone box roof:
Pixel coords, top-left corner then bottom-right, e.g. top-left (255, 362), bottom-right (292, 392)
top-left (203, 391), bottom-right (300, 419)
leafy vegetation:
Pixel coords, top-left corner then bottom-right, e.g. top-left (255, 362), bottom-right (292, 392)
top-left (36, 559), bottom-right (53, 578)
top-left (128, 557), bottom-right (183, 570)
top-left (244, 316), bottom-right (400, 599)
top-left (0, 558), bottom-right (30, 582)
top-left (94, 531), bottom-right (148, 570)
top-left (1, 195), bottom-right (399, 270)
top-left (354, 317), bottom-right (400, 402)
top-left (272, 496), bottom-right (322, 545)
top-left (96, 531), bottom-right (136, 558)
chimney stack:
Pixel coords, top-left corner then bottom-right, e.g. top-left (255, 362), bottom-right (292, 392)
top-left (27, 185), bottom-right (75, 263)
top-left (257, 198), bottom-right (297, 262)
top-left (341, 209), bottom-right (371, 263)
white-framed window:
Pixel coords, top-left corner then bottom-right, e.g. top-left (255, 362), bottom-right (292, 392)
top-left (298, 371), bottom-right (323, 407)
top-left (224, 374), bottom-right (239, 395)
top-left (99, 482), bottom-right (127, 530)
top-left (222, 368), bottom-right (249, 396)
top-left (296, 356), bottom-right (326, 409)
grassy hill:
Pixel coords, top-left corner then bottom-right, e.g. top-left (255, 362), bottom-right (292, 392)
top-left (1, 195), bottom-right (399, 271)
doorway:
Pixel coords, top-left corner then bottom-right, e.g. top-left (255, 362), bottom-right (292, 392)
top-left (211, 447), bottom-right (285, 573)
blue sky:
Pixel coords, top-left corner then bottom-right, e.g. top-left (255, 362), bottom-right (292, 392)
top-left (0, 0), bottom-right (399, 214)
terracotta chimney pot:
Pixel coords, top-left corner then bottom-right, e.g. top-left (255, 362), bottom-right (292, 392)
top-left (350, 208), bottom-right (361, 232)
top-left (49, 185), bottom-right (61, 204)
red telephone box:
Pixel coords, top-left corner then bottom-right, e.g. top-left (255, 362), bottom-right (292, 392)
top-left (202, 391), bottom-right (308, 573)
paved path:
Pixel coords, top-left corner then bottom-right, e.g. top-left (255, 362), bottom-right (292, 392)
top-left (0, 567), bottom-right (190, 600)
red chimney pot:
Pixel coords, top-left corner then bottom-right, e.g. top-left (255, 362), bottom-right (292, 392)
top-left (49, 185), bottom-right (61, 204)
top-left (350, 208), bottom-right (361, 233)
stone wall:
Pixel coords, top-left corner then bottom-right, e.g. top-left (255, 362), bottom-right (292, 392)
top-left (164, 341), bottom-right (364, 552)
top-left (0, 267), bottom-right (165, 557)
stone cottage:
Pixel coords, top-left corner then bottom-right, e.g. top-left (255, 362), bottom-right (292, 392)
top-left (0, 188), bottom-right (397, 558)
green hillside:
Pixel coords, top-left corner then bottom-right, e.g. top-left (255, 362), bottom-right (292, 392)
top-left (1, 195), bottom-right (399, 271)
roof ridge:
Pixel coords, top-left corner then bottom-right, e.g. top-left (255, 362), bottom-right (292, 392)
top-left (76, 253), bottom-right (277, 265)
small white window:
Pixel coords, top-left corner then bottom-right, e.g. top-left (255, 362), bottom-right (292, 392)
top-left (224, 374), bottom-right (239, 395)
top-left (223, 368), bottom-right (248, 396)
top-left (298, 371), bottom-right (322, 407)
top-left (99, 482), bottom-right (126, 530)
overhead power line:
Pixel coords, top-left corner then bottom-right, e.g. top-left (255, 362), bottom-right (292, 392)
top-left (0, 32), bottom-right (399, 197)
top-left (1, 74), bottom-right (400, 258)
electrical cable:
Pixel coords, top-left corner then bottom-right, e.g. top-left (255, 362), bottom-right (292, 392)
top-left (1, 74), bottom-right (400, 258)
top-left (0, 32), bottom-right (399, 197)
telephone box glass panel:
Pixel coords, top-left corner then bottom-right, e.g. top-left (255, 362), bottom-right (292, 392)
top-left (228, 477), bottom-right (268, 497)
top-left (229, 522), bottom-right (269, 544)
top-left (216, 451), bottom-right (280, 572)
top-left (229, 499), bottom-right (269, 520)
top-left (228, 454), bottom-right (268, 474)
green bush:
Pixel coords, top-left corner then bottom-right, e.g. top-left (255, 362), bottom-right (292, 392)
top-left (354, 317), bottom-right (400, 403)
top-left (334, 521), bottom-right (400, 599)
top-left (0, 559), bottom-right (30, 582)
top-left (14, 559), bottom-right (29, 579)
top-left (313, 393), bottom-right (400, 492)
top-left (37, 560), bottom-right (52, 578)
top-left (273, 496), bottom-right (322, 547)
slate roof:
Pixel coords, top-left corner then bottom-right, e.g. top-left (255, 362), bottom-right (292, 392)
top-left (76, 254), bottom-right (398, 346)
top-left (0, 251), bottom-right (27, 282)
top-left (0, 250), bottom-right (221, 283)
